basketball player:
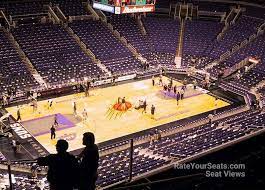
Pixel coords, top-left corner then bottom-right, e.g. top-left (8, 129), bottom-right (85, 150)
top-left (87, 81), bottom-right (91, 89)
top-left (163, 85), bottom-right (168, 97)
top-left (180, 89), bottom-right (184, 100)
top-left (84, 86), bottom-right (88, 97)
top-left (167, 85), bottom-right (171, 93)
top-left (159, 75), bottom-right (163, 85)
top-left (214, 97), bottom-right (218, 107)
top-left (163, 85), bottom-right (167, 92)
top-left (54, 114), bottom-right (59, 127)
top-left (176, 92), bottom-right (180, 105)
top-left (169, 78), bottom-right (173, 88)
top-left (122, 97), bottom-right (125, 104)
top-left (47, 100), bottom-right (50, 109)
top-left (142, 100), bottom-right (147, 113)
top-left (16, 106), bottom-right (22, 121)
top-left (32, 98), bottom-right (38, 113)
top-left (181, 85), bottom-right (186, 91)
top-left (152, 76), bottom-right (155, 86)
top-left (82, 108), bottom-right (88, 122)
top-left (73, 101), bottom-right (77, 117)
top-left (118, 97), bottom-right (122, 104)
top-left (121, 97), bottom-right (126, 110)
top-left (48, 99), bottom-right (53, 110)
top-left (173, 85), bottom-right (177, 96)
top-left (151, 105), bottom-right (155, 119)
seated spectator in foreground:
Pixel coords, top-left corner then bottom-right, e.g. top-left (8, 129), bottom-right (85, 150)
top-left (79, 132), bottom-right (99, 190)
top-left (37, 139), bottom-right (78, 190)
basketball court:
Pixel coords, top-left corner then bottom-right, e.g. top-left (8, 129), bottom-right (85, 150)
top-left (6, 77), bottom-right (230, 153)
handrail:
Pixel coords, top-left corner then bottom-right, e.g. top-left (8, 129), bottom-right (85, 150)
top-left (48, 5), bottom-right (60, 24)
top-left (0, 10), bottom-right (12, 29)
top-left (197, 0), bottom-right (265, 9)
top-left (4, 159), bottom-right (37, 164)
top-left (54, 6), bottom-right (67, 22)
top-left (113, 173), bottom-right (204, 190)
top-left (11, 13), bottom-right (48, 18)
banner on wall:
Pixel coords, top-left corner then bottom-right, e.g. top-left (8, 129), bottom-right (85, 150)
top-left (115, 6), bottom-right (121, 14)
top-left (136, 0), bottom-right (147, 5)
top-left (93, 2), bottom-right (115, 13)
top-left (120, 4), bottom-right (155, 14)
top-left (101, 0), bottom-right (108, 4)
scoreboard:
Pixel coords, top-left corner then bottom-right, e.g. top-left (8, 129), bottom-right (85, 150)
top-left (92, 0), bottom-right (156, 14)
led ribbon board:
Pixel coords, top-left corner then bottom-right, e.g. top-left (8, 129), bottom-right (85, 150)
top-left (93, 2), bottom-right (115, 13)
top-left (93, 0), bottom-right (155, 14)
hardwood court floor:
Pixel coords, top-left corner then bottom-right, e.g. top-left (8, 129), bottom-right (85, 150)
top-left (6, 77), bottom-right (230, 153)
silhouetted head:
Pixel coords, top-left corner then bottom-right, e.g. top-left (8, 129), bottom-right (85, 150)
top-left (56, 139), bottom-right (68, 153)
top-left (83, 132), bottom-right (95, 147)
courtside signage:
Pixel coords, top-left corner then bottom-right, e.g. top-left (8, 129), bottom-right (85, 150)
top-left (10, 122), bottom-right (49, 156)
top-left (10, 123), bottom-right (32, 139)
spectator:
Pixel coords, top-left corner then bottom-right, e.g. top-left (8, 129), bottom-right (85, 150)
top-left (193, 79), bottom-right (197, 89)
top-left (157, 130), bottom-right (161, 141)
top-left (36, 178), bottom-right (46, 190)
top-left (149, 131), bottom-right (155, 146)
top-left (79, 132), bottom-right (99, 190)
top-left (208, 113), bottom-right (214, 124)
top-left (11, 139), bottom-right (17, 154)
top-left (37, 139), bottom-right (78, 190)
top-left (31, 163), bottom-right (38, 178)
top-left (2, 94), bottom-right (8, 106)
top-left (16, 140), bottom-right (22, 153)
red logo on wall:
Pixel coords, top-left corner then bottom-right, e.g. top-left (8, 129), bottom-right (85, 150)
top-left (121, 4), bottom-right (155, 14)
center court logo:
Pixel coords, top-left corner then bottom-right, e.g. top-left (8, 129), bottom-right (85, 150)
top-left (58, 133), bottom-right (77, 141)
